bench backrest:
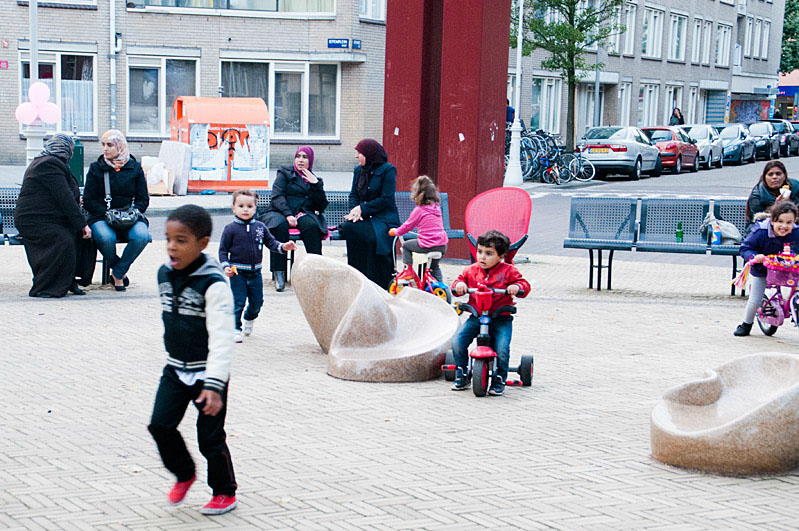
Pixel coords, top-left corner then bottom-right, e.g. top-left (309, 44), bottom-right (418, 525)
top-left (638, 198), bottom-right (710, 245)
top-left (714, 199), bottom-right (748, 237)
top-left (0, 187), bottom-right (20, 237)
top-left (567, 196), bottom-right (637, 243)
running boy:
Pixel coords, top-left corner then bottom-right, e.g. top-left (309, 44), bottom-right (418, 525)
top-left (148, 205), bottom-right (238, 515)
top-left (451, 230), bottom-right (530, 395)
top-left (219, 190), bottom-right (296, 342)
top-left (734, 201), bottom-right (799, 336)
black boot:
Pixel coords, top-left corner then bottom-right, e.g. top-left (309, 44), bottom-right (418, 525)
top-left (733, 322), bottom-right (752, 336)
top-left (70, 281), bottom-right (87, 296)
top-left (274, 271), bottom-right (286, 292)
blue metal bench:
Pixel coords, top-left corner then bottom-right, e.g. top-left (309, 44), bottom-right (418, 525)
top-left (0, 187), bottom-right (23, 245)
top-left (563, 196), bottom-right (637, 290)
top-left (636, 198), bottom-right (710, 254)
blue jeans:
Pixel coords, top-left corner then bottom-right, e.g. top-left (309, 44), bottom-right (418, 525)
top-left (91, 220), bottom-right (151, 279)
top-left (452, 315), bottom-right (513, 381)
top-left (229, 270), bottom-right (263, 330)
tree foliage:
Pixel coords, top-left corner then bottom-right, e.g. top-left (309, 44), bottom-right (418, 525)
top-left (510, 0), bottom-right (626, 147)
top-left (782, 0), bottom-right (799, 73)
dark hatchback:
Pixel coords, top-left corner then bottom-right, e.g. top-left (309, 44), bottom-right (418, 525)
top-left (765, 119), bottom-right (799, 156)
top-left (746, 122), bottom-right (781, 160)
top-left (719, 124), bottom-right (756, 164)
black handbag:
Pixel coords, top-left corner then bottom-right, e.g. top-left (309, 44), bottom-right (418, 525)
top-left (104, 171), bottom-right (141, 231)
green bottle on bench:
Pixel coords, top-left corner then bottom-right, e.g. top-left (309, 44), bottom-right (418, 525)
top-left (675, 221), bottom-right (684, 243)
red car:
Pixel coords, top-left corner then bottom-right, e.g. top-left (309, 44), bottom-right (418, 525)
top-left (642, 126), bottom-right (700, 173)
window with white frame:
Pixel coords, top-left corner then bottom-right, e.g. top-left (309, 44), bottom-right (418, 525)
top-left (128, 57), bottom-right (197, 136)
top-left (619, 82), bottom-right (632, 125)
top-left (135, 0), bottom-right (334, 13)
top-left (669, 14), bottom-right (687, 60)
top-left (687, 86), bottom-right (699, 123)
top-left (360, 0), bottom-right (385, 20)
top-left (638, 83), bottom-right (659, 127)
top-left (21, 53), bottom-right (96, 135)
top-left (221, 60), bottom-right (340, 139)
top-left (715, 24), bottom-right (732, 66)
top-left (664, 85), bottom-right (683, 123)
top-left (691, 18), bottom-right (703, 63)
top-left (761, 20), bottom-right (770, 59)
top-left (702, 20), bottom-right (713, 64)
top-left (753, 18), bottom-right (762, 58)
top-left (744, 17), bottom-right (753, 56)
top-left (610, 3), bottom-right (635, 54)
top-left (545, 7), bottom-right (564, 24)
top-left (641, 8), bottom-right (664, 58)
top-left (536, 77), bottom-right (562, 133)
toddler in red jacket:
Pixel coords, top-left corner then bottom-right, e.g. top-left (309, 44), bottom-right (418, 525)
top-left (451, 230), bottom-right (530, 395)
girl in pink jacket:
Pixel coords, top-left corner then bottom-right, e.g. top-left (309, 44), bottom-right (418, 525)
top-left (390, 176), bottom-right (449, 281)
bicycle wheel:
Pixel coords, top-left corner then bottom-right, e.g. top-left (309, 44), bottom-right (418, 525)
top-left (431, 285), bottom-right (452, 304)
top-left (559, 154), bottom-right (576, 183)
top-left (569, 156), bottom-right (596, 182)
top-left (756, 294), bottom-right (781, 336)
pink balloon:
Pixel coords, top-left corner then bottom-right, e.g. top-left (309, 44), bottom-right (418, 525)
top-left (28, 81), bottom-right (50, 105)
top-left (38, 102), bottom-right (61, 124)
top-left (15, 102), bottom-right (38, 125)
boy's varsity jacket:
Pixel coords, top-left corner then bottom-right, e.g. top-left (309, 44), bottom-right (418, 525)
top-left (158, 254), bottom-right (234, 393)
top-left (218, 217), bottom-right (283, 271)
top-left (452, 261), bottom-right (531, 316)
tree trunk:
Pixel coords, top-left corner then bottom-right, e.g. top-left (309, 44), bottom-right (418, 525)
top-left (566, 76), bottom-right (576, 152)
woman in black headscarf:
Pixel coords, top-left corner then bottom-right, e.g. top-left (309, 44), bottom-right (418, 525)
top-left (337, 138), bottom-right (400, 289)
top-left (15, 133), bottom-right (92, 298)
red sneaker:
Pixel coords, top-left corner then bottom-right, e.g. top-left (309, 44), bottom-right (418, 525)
top-left (200, 494), bottom-right (238, 515)
top-left (167, 475), bottom-right (196, 506)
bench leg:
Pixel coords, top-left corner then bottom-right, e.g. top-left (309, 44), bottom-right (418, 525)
top-left (730, 255), bottom-right (737, 296)
top-left (607, 250), bottom-right (614, 290)
top-left (102, 257), bottom-right (111, 285)
top-left (587, 250), bottom-right (594, 289)
top-left (287, 249), bottom-right (294, 284)
top-left (596, 249), bottom-right (603, 291)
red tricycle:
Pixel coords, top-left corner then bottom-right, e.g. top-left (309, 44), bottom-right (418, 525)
top-left (442, 284), bottom-right (533, 397)
top-left (388, 235), bottom-right (452, 303)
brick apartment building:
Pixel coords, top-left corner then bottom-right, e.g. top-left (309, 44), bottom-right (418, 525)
top-left (508, 0), bottom-right (785, 142)
top-left (1, 0), bottom-right (387, 169)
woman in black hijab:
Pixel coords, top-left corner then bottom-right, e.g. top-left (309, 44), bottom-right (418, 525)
top-left (15, 133), bottom-right (92, 298)
top-left (338, 138), bottom-right (400, 289)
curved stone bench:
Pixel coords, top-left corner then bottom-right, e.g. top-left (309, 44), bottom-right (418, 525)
top-left (292, 254), bottom-right (460, 382)
top-left (651, 352), bottom-right (799, 475)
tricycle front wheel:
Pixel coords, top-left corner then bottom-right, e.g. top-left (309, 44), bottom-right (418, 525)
top-left (472, 358), bottom-right (490, 397)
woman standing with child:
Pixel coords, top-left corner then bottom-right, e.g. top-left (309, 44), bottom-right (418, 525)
top-left (338, 139), bottom-right (400, 290)
top-left (83, 129), bottom-right (150, 291)
top-left (745, 161), bottom-right (799, 233)
top-left (260, 146), bottom-right (328, 292)
top-left (389, 175), bottom-right (448, 282)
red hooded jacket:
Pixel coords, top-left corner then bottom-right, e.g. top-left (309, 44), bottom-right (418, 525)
top-left (452, 262), bottom-right (530, 315)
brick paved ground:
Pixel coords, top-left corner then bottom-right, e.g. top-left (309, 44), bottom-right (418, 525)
top-left (2, 242), bottom-right (799, 530)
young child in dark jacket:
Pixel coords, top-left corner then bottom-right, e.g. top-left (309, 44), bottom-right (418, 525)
top-left (734, 201), bottom-right (799, 336)
top-left (148, 205), bottom-right (238, 515)
top-left (219, 190), bottom-right (295, 342)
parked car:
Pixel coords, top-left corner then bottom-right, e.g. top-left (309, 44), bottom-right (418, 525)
top-left (719, 123), bottom-right (756, 165)
top-left (641, 126), bottom-right (699, 173)
top-left (682, 124), bottom-right (724, 169)
top-left (577, 126), bottom-right (662, 180)
top-left (764, 119), bottom-right (799, 156)
top-left (747, 121), bottom-right (781, 160)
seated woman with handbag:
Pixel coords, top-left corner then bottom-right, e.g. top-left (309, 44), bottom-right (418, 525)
top-left (83, 129), bottom-right (150, 291)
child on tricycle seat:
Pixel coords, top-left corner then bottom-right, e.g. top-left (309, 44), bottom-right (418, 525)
top-left (451, 230), bottom-right (530, 395)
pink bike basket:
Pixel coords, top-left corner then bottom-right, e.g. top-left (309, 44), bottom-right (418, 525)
top-left (764, 254), bottom-right (799, 287)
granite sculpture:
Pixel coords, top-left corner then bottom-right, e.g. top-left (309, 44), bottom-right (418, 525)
top-left (292, 254), bottom-right (459, 382)
top-left (651, 352), bottom-right (799, 475)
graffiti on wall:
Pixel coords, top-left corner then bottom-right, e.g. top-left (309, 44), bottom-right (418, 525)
top-left (730, 100), bottom-right (770, 123)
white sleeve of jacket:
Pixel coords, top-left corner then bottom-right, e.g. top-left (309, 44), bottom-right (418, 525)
top-left (203, 280), bottom-right (234, 392)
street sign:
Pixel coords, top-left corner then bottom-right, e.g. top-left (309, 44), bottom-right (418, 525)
top-left (353, 39), bottom-right (362, 50)
top-left (327, 39), bottom-right (349, 49)
top-left (0, 61), bottom-right (8, 70)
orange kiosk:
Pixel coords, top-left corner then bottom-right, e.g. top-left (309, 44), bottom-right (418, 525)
top-left (170, 96), bottom-right (270, 192)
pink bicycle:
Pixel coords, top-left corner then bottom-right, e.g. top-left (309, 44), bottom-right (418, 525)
top-left (756, 250), bottom-right (799, 336)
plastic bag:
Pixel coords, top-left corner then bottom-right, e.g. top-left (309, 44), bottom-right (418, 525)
top-left (700, 211), bottom-right (742, 245)
top-left (146, 161), bottom-right (168, 185)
